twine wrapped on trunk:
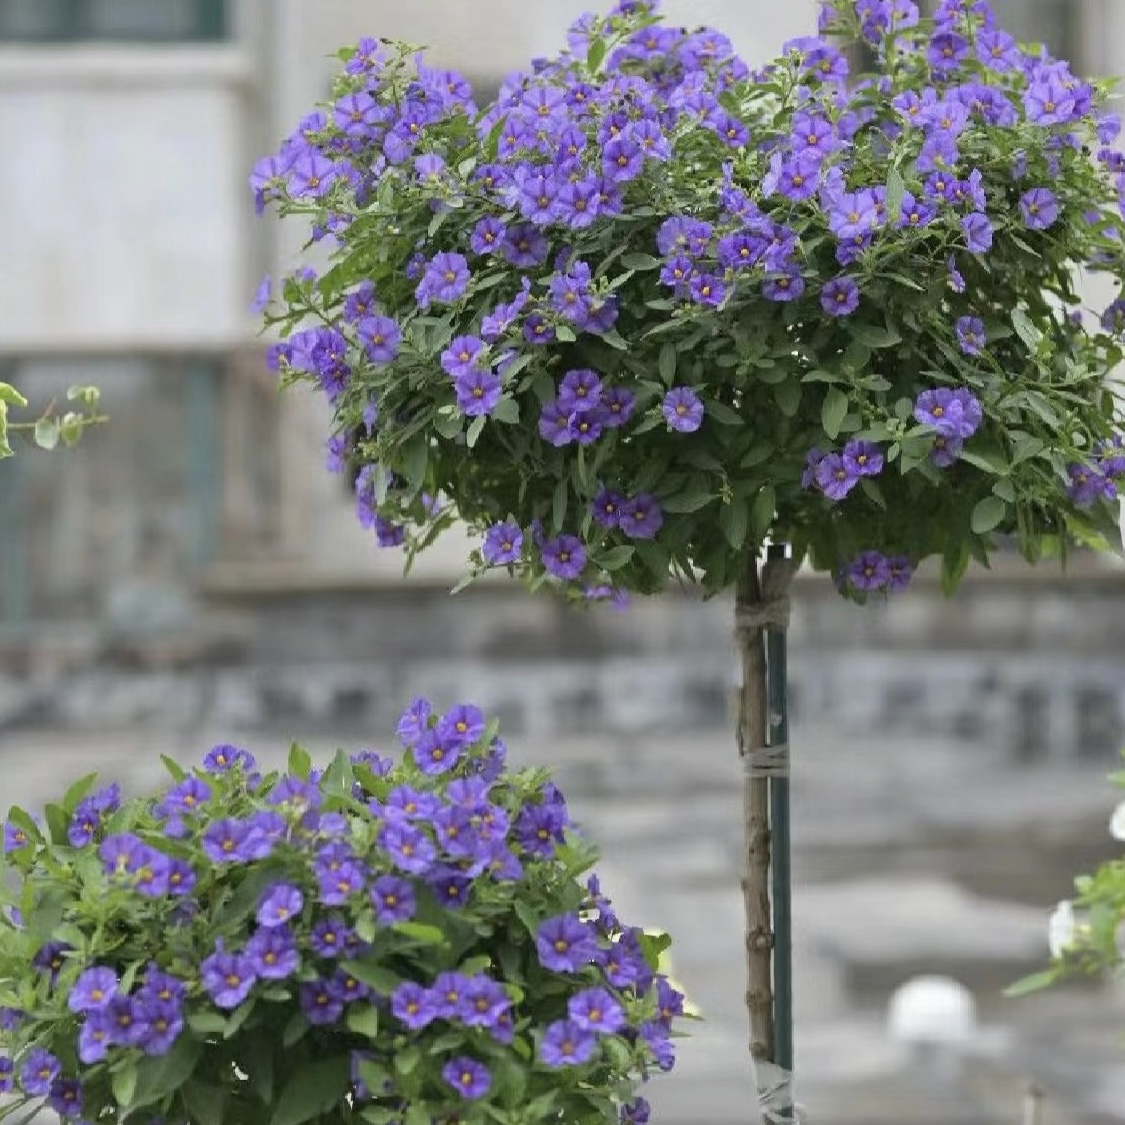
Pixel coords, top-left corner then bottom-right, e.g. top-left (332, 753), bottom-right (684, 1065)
top-left (735, 552), bottom-right (799, 1123)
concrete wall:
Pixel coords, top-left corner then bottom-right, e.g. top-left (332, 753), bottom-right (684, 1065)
top-left (0, 48), bottom-right (256, 353)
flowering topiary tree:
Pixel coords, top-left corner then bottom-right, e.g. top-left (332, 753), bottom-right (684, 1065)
top-left (255, 0), bottom-right (1125, 1116)
top-left (0, 702), bottom-right (684, 1125)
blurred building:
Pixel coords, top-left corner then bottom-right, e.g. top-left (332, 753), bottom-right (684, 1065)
top-left (0, 0), bottom-right (820, 634)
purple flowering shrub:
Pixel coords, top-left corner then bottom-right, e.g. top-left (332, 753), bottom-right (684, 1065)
top-left (258, 0), bottom-right (1125, 602)
top-left (0, 702), bottom-right (680, 1125)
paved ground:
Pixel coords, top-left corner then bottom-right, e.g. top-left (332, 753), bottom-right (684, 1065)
top-left (3, 720), bottom-right (1124, 1124)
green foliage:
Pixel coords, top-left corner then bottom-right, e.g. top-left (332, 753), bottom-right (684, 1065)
top-left (260, 0), bottom-right (1125, 604)
top-left (0, 383), bottom-right (106, 459)
top-left (0, 702), bottom-right (682, 1125)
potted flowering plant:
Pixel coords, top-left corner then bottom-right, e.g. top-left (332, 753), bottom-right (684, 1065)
top-left (0, 700), bottom-right (682, 1125)
top-left (255, 0), bottom-right (1125, 1114)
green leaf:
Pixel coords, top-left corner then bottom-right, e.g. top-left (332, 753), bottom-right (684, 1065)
top-left (224, 998), bottom-right (256, 1039)
top-left (554, 324), bottom-right (577, 343)
top-left (187, 1011), bottom-right (228, 1035)
top-left (992, 478), bottom-right (1017, 503)
top-left (1011, 308), bottom-right (1039, 351)
top-left (131, 1034), bottom-right (202, 1109)
top-left (599, 545), bottom-right (635, 571)
top-left (160, 755), bottom-right (186, 782)
top-left (586, 35), bottom-right (607, 73)
top-left (971, 496), bottom-right (1007, 534)
top-left (658, 343), bottom-right (677, 386)
top-left (621, 252), bottom-right (661, 270)
top-left (551, 477), bottom-right (568, 533)
top-left (941, 541), bottom-right (971, 597)
top-left (705, 399), bottom-right (744, 426)
top-left (342, 960), bottom-right (401, 996)
top-left (0, 383), bottom-right (28, 408)
top-left (491, 396), bottom-right (520, 424)
top-left (43, 804), bottom-right (70, 847)
top-left (433, 411), bottom-right (463, 440)
top-left (287, 743), bottom-right (312, 779)
top-left (346, 1004), bottom-right (380, 1039)
top-left (1011, 434), bottom-right (1045, 466)
top-left (400, 435), bottom-right (428, 491)
top-left (182, 1080), bottom-right (225, 1125)
top-left (774, 379), bottom-right (801, 417)
top-left (60, 773), bottom-right (99, 815)
top-left (661, 482), bottom-right (714, 513)
top-left (1004, 969), bottom-right (1058, 998)
top-left (821, 387), bottom-right (849, 440)
top-left (270, 1056), bottom-right (352, 1125)
top-left (282, 1012), bottom-right (309, 1048)
top-left (466, 415), bottom-right (486, 449)
top-left (750, 485), bottom-right (776, 544)
top-left (885, 166), bottom-right (905, 224)
top-left (392, 921), bottom-right (448, 945)
top-left (394, 1046), bottom-right (423, 1077)
top-left (111, 1063), bottom-right (138, 1109)
top-left (33, 417), bottom-right (59, 451)
top-left (719, 499), bottom-right (749, 551)
top-left (850, 324), bottom-right (902, 349)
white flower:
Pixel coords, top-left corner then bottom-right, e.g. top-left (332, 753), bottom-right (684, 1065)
top-left (1109, 800), bottom-right (1125, 842)
top-left (1048, 900), bottom-right (1076, 958)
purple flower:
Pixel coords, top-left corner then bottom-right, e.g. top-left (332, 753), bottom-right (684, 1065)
top-left (962, 212), bottom-right (993, 253)
top-left (202, 819), bottom-right (254, 863)
top-left (886, 556), bottom-right (914, 591)
top-left (557, 368), bottom-right (603, 414)
top-left (201, 946), bottom-right (257, 1009)
top-left (762, 272), bottom-right (805, 302)
top-left (380, 821), bottom-right (437, 874)
top-left (622, 1097), bottom-right (652, 1125)
top-left (46, 1078), bottom-right (83, 1120)
top-left (1066, 463), bottom-right (1115, 507)
top-left (396, 697), bottom-right (432, 748)
top-left (469, 217), bottom-right (507, 255)
top-left (0, 1008), bottom-right (22, 1032)
top-left (32, 940), bottom-right (72, 980)
top-left (0, 1057), bottom-right (12, 1095)
top-left (77, 1011), bottom-right (115, 1064)
top-left (370, 874), bottom-right (416, 923)
top-left (568, 987), bottom-right (626, 1033)
top-left (441, 335), bottom-right (486, 378)
top-left (203, 744), bottom-right (256, 773)
top-left (602, 387), bottom-right (635, 428)
top-left (913, 387), bottom-right (983, 439)
top-left (391, 982), bottom-right (437, 1030)
top-left (821, 277), bottom-right (860, 317)
top-left (848, 551), bottom-right (891, 591)
top-left (2, 821), bottom-right (31, 853)
top-left (662, 387), bottom-right (704, 433)
top-left (68, 967), bottom-right (117, 1013)
top-left (592, 486), bottom-right (626, 529)
top-left (417, 251), bottom-right (471, 308)
top-left (19, 1049), bottom-right (61, 1096)
top-left (539, 1019), bottom-right (598, 1067)
top-left (482, 521), bottom-right (523, 565)
top-left (930, 434), bottom-right (964, 467)
top-left (453, 368), bottom-right (502, 417)
top-left (1020, 188), bottom-right (1059, 231)
top-left (413, 730), bottom-right (463, 777)
top-left (502, 224), bottom-right (549, 268)
top-left (142, 999), bottom-right (185, 1057)
top-left (300, 977), bottom-right (345, 1025)
top-left (258, 883), bottom-right (304, 928)
top-left (246, 925), bottom-right (300, 980)
top-left (619, 494), bottom-right (664, 540)
top-left (442, 1057), bottom-right (491, 1100)
top-left (459, 977), bottom-right (511, 1028)
top-left (536, 914), bottom-right (598, 972)
top-left (310, 915), bottom-right (353, 958)
top-left (813, 454), bottom-right (859, 501)
top-left (358, 315), bottom-right (401, 364)
top-left (541, 535), bottom-right (587, 581)
top-left (842, 440), bottom-right (884, 478)
top-left (428, 866), bottom-right (474, 908)
top-left (437, 704), bottom-right (485, 747)
top-left (955, 316), bottom-right (986, 356)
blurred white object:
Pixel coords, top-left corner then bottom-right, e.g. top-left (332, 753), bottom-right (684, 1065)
top-left (1048, 900), bottom-right (1076, 958)
top-left (887, 975), bottom-right (977, 1048)
top-left (1109, 799), bottom-right (1125, 841)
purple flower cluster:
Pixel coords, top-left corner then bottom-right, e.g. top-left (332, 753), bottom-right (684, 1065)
top-left (844, 551), bottom-right (915, 594)
top-left (538, 367), bottom-right (635, 449)
top-left (806, 439), bottom-right (885, 502)
top-left (913, 387), bottom-right (983, 465)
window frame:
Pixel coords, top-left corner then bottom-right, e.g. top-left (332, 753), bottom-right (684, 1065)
top-left (0, 0), bottom-right (227, 44)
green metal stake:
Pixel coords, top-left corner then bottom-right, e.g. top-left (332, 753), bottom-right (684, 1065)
top-left (767, 543), bottom-right (794, 1103)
